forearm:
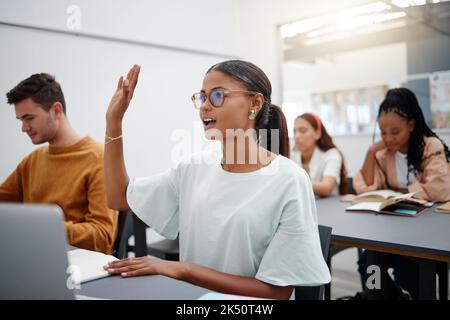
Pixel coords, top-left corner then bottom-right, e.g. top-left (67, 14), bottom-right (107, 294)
top-left (65, 220), bottom-right (114, 254)
top-left (104, 65), bottom-right (140, 210)
top-left (170, 262), bottom-right (292, 300)
top-left (312, 179), bottom-right (336, 197)
top-left (408, 174), bottom-right (450, 202)
top-left (0, 171), bottom-right (23, 202)
top-left (360, 149), bottom-right (377, 186)
top-left (0, 187), bottom-right (21, 202)
top-left (104, 118), bottom-right (130, 210)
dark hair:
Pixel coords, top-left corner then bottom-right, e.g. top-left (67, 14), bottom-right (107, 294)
top-left (207, 60), bottom-right (290, 157)
top-left (297, 113), bottom-right (349, 195)
top-left (6, 73), bottom-right (66, 114)
top-left (377, 88), bottom-right (450, 182)
top-left (269, 104), bottom-right (290, 158)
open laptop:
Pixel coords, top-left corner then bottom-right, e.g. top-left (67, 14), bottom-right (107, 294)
top-left (0, 203), bottom-right (75, 299)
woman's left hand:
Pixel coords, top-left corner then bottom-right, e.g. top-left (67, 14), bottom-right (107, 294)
top-left (104, 256), bottom-right (182, 278)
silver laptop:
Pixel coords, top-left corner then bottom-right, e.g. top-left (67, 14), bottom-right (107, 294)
top-left (0, 203), bottom-right (75, 299)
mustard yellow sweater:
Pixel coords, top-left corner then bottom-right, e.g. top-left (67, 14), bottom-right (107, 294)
top-left (0, 136), bottom-right (118, 254)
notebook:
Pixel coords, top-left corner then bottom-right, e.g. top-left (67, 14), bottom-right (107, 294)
top-left (351, 189), bottom-right (430, 204)
top-left (67, 248), bottom-right (118, 284)
top-left (436, 201), bottom-right (450, 214)
top-left (351, 189), bottom-right (403, 203)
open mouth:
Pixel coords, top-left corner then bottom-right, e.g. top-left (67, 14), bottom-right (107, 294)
top-left (202, 117), bottom-right (216, 129)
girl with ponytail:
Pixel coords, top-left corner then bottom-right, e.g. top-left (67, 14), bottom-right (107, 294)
top-left (293, 113), bottom-right (348, 196)
top-left (103, 60), bottom-right (330, 299)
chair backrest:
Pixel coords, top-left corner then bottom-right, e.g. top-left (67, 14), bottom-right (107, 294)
top-left (132, 212), bottom-right (151, 257)
top-left (295, 224), bottom-right (332, 300)
top-left (113, 210), bottom-right (134, 259)
top-left (131, 211), bottom-right (180, 260)
top-left (347, 177), bottom-right (356, 195)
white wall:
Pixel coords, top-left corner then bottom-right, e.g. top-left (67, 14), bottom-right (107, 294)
top-left (236, 0), bottom-right (369, 104)
top-left (1, 0), bottom-right (448, 181)
top-left (0, 0), bottom-right (240, 180)
top-left (283, 43), bottom-right (408, 94)
top-left (0, 0), bottom-right (241, 56)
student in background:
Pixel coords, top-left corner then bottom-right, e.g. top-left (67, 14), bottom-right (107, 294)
top-left (354, 88), bottom-right (450, 201)
top-left (292, 113), bottom-right (348, 197)
top-left (103, 61), bottom-right (330, 299)
top-left (0, 73), bottom-right (118, 254)
top-left (349, 88), bottom-right (450, 300)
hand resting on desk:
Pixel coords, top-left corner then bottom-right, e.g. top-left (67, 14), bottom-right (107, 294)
top-left (104, 256), bottom-right (183, 279)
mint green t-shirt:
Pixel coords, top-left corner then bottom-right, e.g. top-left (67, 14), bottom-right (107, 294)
top-left (127, 151), bottom-right (330, 287)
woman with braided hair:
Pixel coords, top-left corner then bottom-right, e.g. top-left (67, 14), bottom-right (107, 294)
top-left (346, 87), bottom-right (450, 300)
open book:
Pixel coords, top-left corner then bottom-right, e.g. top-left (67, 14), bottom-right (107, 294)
top-left (346, 191), bottom-right (426, 217)
top-left (351, 189), bottom-right (402, 203)
top-left (351, 189), bottom-right (429, 205)
top-left (436, 201), bottom-right (450, 214)
top-left (67, 249), bottom-right (118, 284)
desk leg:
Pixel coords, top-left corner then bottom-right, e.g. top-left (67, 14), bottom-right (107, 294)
top-left (325, 253), bottom-right (331, 300)
top-left (437, 262), bottom-right (448, 300)
top-left (417, 260), bottom-right (437, 300)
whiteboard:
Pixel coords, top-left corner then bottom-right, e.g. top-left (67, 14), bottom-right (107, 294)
top-left (0, 25), bottom-right (225, 180)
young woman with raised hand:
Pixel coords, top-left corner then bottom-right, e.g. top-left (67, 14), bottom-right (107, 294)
top-left (102, 61), bottom-right (330, 299)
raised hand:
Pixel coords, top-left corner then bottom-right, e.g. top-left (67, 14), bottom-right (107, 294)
top-left (106, 64), bottom-right (141, 121)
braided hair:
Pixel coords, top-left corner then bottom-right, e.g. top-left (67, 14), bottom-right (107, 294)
top-left (377, 88), bottom-right (450, 182)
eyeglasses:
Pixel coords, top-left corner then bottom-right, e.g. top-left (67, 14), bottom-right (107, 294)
top-left (191, 88), bottom-right (259, 109)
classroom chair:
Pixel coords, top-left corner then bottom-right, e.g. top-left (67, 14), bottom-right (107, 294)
top-left (131, 211), bottom-right (180, 261)
top-left (295, 225), bottom-right (332, 300)
top-left (324, 177), bottom-right (365, 300)
top-left (112, 210), bottom-right (134, 259)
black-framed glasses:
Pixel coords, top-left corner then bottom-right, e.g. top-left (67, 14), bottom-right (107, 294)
top-left (191, 88), bottom-right (259, 109)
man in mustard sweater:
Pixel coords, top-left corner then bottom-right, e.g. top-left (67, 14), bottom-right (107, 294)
top-left (0, 73), bottom-right (117, 254)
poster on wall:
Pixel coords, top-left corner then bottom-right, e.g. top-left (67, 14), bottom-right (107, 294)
top-left (430, 71), bottom-right (450, 129)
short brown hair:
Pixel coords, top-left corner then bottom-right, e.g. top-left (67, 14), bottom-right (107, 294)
top-left (6, 73), bottom-right (66, 114)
